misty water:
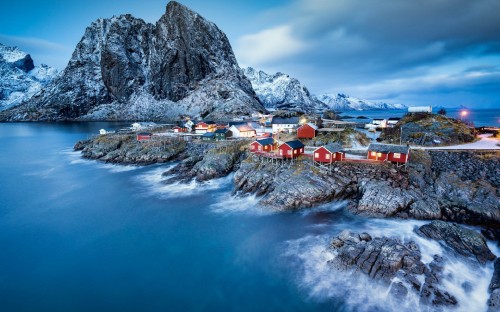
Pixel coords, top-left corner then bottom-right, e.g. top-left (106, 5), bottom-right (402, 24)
top-left (0, 122), bottom-right (497, 311)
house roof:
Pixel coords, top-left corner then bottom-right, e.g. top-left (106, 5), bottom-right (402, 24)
top-left (283, 140), bottom-right (305, 149)
top-left (388, 117), bottom-right (401, 121)
top-left (255, 138), bottom-right (275, 146)
top-left (368, 143), bottom-right (410, 154)
top-left (214, 128), bottom-right (230, 134)
top-left (319, 143), bottom-right (343, 153)
top-left (202, 132), bottom-right (215, 137)
top-left (271, 116), bottom-right (300, 125)
top-left (232, 124), bottom-right (255, 132)
top-left (137, 132), bottom-right (153, 136)
top-left (300, 122), bottom-right (318, 130)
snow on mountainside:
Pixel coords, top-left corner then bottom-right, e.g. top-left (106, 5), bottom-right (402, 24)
top-left (0, 1), bottom-right (264, 121)
top-left (315, 93), bottom-right (406, 111)
top-left (243, 67), bottom-right (326, 113)
top-left (0, 44), bottom-right (58, 111)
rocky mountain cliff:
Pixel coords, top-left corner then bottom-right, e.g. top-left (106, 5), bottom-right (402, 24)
top-left (315, 93), bottom-right (406, 111)
top-left (243, 67), bottom-right (326, 113)
top-left (0, 1), bottom-right (264, 121)
top-left (0, 44), bottom-right (58, 111)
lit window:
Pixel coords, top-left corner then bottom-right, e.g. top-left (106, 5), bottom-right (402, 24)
top-left (393, 153), bottom-right (401, 159)
top-left (294, 150), bottom-right (297, 154)
top-left (315, 152), bottom-right (319, 158)
top-left (371, 152), bottom-right (376, 156)
top-left (377, 153), bottom-right (382, 157)
top-left (326, 154), bottom-right (331, 159)
top-left (280, 150), bottom-right (283, 155)
top-left (288, 150), bottom-right (292, 155)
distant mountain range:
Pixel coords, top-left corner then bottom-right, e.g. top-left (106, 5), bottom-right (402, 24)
top-left (315, 93), bottom-right (406, 111)
top-left (0, 43), bottom-right (58, 111)
top-left (244, 67), bottom-right (405, 113)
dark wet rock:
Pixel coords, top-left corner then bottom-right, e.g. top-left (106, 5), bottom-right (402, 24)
top-left (163, 140), bottom-right (248, 182)
top-left (328, 231), bottom-right (457, 308)
top-left (489, 259), bottom-right (500, 311)
top-left (74, 133), bottom-right (186, 164)
top-left (417, 220), bottom-right (496, 265)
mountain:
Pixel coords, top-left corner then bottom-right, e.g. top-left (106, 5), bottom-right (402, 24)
top-left (243, 67), bottom-right (326, 113)
top-left (0, 1), bottom-right (264, 121)
top-left (0, 44), bottom-right (58, 111)
top-left (315, 93), bottom-right (406, 111)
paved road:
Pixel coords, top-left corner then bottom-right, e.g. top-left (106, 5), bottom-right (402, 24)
top-left (417, 134), bottom-right (500, 150)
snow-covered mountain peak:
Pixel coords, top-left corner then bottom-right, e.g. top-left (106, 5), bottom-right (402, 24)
top-left (0, 43), bottom-right (58, 111)
top-left (243, 67), bottom-right (326, 113)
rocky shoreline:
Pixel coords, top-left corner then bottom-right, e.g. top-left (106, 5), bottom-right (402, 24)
top-left (74, 135), bottom-right (500, 310)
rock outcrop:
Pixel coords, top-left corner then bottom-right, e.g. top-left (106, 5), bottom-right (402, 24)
top-left (417, 221), bottom-right (496, 265)
top-left (0, 43), bottom-right (58, 111)
top-left (234, 150), bottom-right (500, 227)
top-left (380, 113), bottom-right (475, 146)
top-left (74, 134), bottom-right (185, 164)
top-left (1, 1), bottom-right (264, 121)
top-left (329, 231), bottom-right (457, 307)
top-left (163, 140), bottom-right (249, 182)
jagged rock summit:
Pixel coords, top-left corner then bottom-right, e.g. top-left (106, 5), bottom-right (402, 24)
top-left (243, 67), bottom-right (327, 113)
top-left (0, 43), bottom-right (58, 111)
top-left (1, 1), bottom-right (264, 121)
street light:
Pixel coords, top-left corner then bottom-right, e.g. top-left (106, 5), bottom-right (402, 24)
top-left (460, 110), bottom-right (468, 121)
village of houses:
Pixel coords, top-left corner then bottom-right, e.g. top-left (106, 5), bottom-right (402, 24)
top-left (102, 108), bottom-right (418, 170)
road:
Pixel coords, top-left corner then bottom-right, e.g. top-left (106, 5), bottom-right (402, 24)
top-left (417, 134), bottom-right (500, 150)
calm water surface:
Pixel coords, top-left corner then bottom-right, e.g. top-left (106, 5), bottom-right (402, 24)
top-left (0, 122), bottom-right (495, 312)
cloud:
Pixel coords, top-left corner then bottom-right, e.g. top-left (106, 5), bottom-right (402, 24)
top-left (236, 25), bottom-right (309, 67)
top-left (235, 0), bottom-right (500, 108)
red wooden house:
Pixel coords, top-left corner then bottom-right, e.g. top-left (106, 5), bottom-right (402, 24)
top-left (137, 132), bottom-right (153, 141)
top-left (173, 126), bottom-right (188, 133)
top-left (313, 143), bottom-right (344, 163)
top-left (367, 143), bottom-right (410, 163)
top-left (278, 140), bottom-right (305, 158)
top-left (297, 123), bottom-right (318, 139)
top-left (250, 138), bottom-right (277, 153)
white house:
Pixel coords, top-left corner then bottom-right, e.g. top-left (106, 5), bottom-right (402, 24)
top-left (229, 124), bottom-right (256, 138)
top-left (408, 106), bottom-right (432, 113)
top-left (99, 129), bottom-right (107, 135)
top-left (271, 116), bottom-right (300, 133)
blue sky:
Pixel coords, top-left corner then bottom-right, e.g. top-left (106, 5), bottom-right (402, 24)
top-left (1, 0), bottom-right (499, 108)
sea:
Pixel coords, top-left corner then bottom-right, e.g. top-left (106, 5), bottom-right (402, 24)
top-left (0, 122), bottom-right (498, 312)
top-left (339, 108), bottom-right (500, 127)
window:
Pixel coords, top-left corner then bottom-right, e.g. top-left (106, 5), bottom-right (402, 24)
top-left (258, 146), bottom-right (262, 151)
top-left (288, 150), bottom-right (292, 155)
top-left (326, 154), bottom-right (330, 159)
top-left (315, 152), bottom-right (319, 158)
top-left (280, 150), bottom-right (283, 155)
top-left (294, 150), bottom-right (297, 155)
top-left (393, 153), bottom-right (401, 159)
top-left (377, 153), bottom-right (382, 158)
top-left (371, 152), bottom-right (376, 156)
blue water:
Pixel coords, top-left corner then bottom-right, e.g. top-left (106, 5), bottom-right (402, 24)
top-left (340, 108), bottom-right (500, 127)
top-left (0, 123), bottom-right (496, 312)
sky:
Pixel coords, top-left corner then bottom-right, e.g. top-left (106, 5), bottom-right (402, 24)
top-left (1, 0), bottom-right (499, 108)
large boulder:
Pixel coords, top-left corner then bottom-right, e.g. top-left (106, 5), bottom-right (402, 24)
top-left (417, 220), bottom-right (496, 265)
